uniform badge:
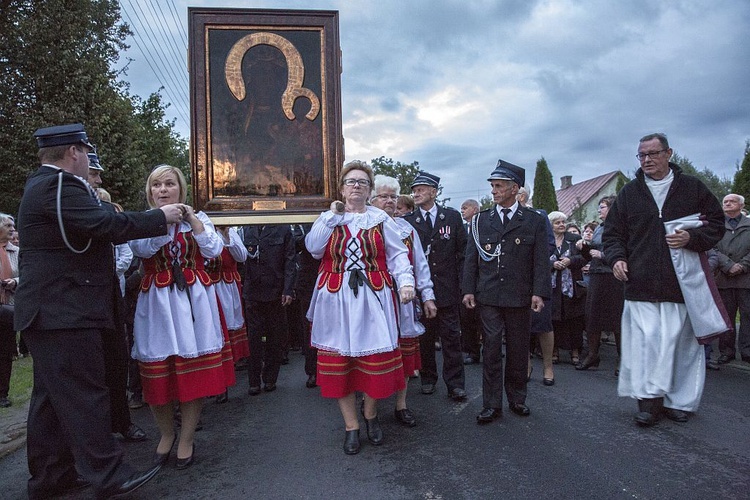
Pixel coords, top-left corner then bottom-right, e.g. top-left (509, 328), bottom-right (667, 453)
top-left (439, 226), bottom-right (451, 240)
top-left (485, 244), bottom-right (492, 250)
top-left (515, 238), bottom-right (521, 245)
top-left (439, 213), bottom-right (445, 220)
top-left (416, 217), bottom-right (422, 224)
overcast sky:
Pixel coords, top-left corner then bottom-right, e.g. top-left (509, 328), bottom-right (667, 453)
top-left (117, 0), bottom-right (750, 208)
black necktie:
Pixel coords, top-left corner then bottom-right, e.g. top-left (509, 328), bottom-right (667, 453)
top-left (501, 208), bottom-right (511, 226)
top-left (425, 211), bottom-right (433, 230)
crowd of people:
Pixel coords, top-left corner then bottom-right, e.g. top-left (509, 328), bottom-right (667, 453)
top-left (2, 125), bottom-right (746, 497)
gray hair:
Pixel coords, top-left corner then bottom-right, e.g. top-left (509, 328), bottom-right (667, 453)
top-left (724, 193), bottom-right (745, 206)
top-left (548, 211), bottom-right (567, 223)
top-left (372, 175), bottom-right (401, 198)
top-left (639, 132), bottom-right (669, 149)
top-left (0, 212), bottom-right (14, 225)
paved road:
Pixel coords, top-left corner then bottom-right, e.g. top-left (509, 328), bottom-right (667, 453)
top-left (1, 345), bottom-right (749, 499)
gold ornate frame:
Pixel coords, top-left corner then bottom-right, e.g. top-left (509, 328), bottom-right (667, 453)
top-left (189, 8), bottom-right (343, 224)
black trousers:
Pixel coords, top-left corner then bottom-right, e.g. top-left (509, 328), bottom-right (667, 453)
top-left (296, 292), bottom-right (317, 377)
top-left (0, 305), bottom-right (15, 398)
top-left (23, 328), bottom-right (134, 499)
top-left (459, 301), bottom-right (482, 359)
top-left (480, 305), bottom-right (530, 409)
top-left (102, 326), bottom-right (132, 435)
top-left (246, 300), bottom-right (288, 387)
top-left (419, 304), bottom-right (465, 391)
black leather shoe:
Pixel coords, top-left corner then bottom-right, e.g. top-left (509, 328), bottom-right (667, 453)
top-left (543, 378), bottom-right (555, 386)
top-left (306, 375), bottom-right (317, 388)
top-left (364, 415), bottom-right (384, 445)
top-left (717, 354), bottom-right (733, 364)
top-left (343, 430), bottom-right (360, 455)
top-left (635, 398), bottom-right (663, 427)
top-left (123, 423), bottom-right (147, 442)
top-left (153, 434), bottom-right (176, 467)
top-left (394, 408), bottom-right (417, 427)
top-left (263, 382), bottom-right (277, 392)
top-left (476, 408), bottom-right (502, 424)
top-left (421, 383), bottom-right (436, 395)
top-left (0, 397), bottom-right (11, 408)
top-left (97, 465), bottom-right (160, 499)
top-left (664, 408), bottom-right (689, 422)
top-left (575, 354), bottom-right (600, 370)
top-left (634, 411), bottom-right (658, 427)
top-left (449, 388), bottom-right (467, 401)
top-left (509, 403), bottom-right (530, 416)
top-left (463, 356), bottom-right (477, 365)
top-left (175, 444), bottom-right (195, 470)
top-left (248, 386), bottom-right (261, 396)
top-left (53, 475), bottom-right (91, 496)
top-left (215, 390), bottom-right (229, 404)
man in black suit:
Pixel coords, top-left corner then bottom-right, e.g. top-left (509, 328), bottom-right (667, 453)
top-left (404, 171), bottom-right (468, 401)
top-left (87, 152), bottom-right (148, 443)
top-left (241, 224), bottom-right (297, 395)
top-left (462, 160), bottom-right (550, 423)
top-left (15, 124), bottom-right (183, 499)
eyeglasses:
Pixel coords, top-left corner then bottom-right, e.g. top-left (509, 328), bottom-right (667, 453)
top-left (342, 178), bottom-right (371, 187)
top-left (373, 194), bottom-right (398, 201)
top-left (636, 149), bottom-right (668, 161)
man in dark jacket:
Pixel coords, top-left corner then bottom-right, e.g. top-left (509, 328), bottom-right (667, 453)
top-left (15, 124), bottom-right (183, 498)
top-left (462, 161), bottom-right (550, 422)
top-left (404, 171), bottom-right (468, 401)
top-left (714, 193), bottom-right (750, 364)
top-left (241, 224), bottom-right (296, 394)
top-left (603, 132), bottom-right (724, 427)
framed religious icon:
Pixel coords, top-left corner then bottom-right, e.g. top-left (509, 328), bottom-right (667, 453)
top-left (189, 8), bottom-right (344, 224)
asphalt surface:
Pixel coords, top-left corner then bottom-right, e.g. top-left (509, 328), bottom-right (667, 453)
top-left (1, 344), bottom-right (749, 500)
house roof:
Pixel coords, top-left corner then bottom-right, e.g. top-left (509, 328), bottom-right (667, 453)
top-left (555, 171), bottom-right (621, 216)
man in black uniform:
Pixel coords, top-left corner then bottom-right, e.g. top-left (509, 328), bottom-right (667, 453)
top-left (462, 160), bottom-right (550, 423)
top-left (404, 171), bottom-right (468, 401)
top-left (87, 152), bottom-right (148, 442)
top-left (15, 124), bottom-right (183, 499)
top-left (241, 224), bottom-right (297, 395)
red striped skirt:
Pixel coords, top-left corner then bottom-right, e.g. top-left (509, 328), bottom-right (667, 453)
top-left (399, 337), bottom-right (421, 375)
top-left (316, 349), bottom-right (405, 399)
top-left (228, 325), bottom-right (250, 362)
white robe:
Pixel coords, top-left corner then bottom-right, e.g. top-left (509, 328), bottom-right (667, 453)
top-left (618, 301), bottom-right (705, 411)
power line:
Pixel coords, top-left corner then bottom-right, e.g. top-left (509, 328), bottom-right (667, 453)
top-left (167, 0), bottom-right (189, 50)
top-left (119, 0), bottom-right (190, 129)
top-left (128, 0), bottom-right (189, 105)
top-left (144, 0), bottom-right (189, 90)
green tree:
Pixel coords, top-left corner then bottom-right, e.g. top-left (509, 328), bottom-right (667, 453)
top-left (0, 0), bottom-right (187, 214)
top-left (615, 173), bottom-right (628, 193)
top-left (479, 194), bottom-right (494, 210)
top-left (532, 157), bottom-right (558, 213)
top-left (570, 198), bottom-right (588, 226)
top-left (732, 141), bottom-right (750, 200)
top-left (370, 156), bottom-right (449, 206)
top-left (671, 152), bottom-right (732, 202)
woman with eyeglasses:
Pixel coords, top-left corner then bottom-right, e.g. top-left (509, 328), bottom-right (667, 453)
top-left (577, 196), bottom-right (623, 373)
top-left (305, 161), bottom-right (415, 455)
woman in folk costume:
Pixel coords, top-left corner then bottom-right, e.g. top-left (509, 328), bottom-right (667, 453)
top-left (130, 165), bottom-right (235, 470)
top-left (205, 226), bottom-right (249, 403)
top-left (305, 161), bottom-right (415, 455)
top-left (370, 175), bottom-right (437, 428)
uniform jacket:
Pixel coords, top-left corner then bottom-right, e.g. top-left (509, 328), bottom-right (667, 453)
top-left (714, 214), bottom-right (750, 289)
top-left (241, 224), bottom-right (297, 302)
top-left (462, 205), bottom-right (551, 308)
top-left (404, 205), bottom-right (467, 307)
top-left (603, 163), bottom-right (724, 303)
top-left (14, 165), bottom-right (167, 331)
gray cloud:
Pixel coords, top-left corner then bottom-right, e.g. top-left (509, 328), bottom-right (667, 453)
top-left (119, 0), bottom-right (750, 207)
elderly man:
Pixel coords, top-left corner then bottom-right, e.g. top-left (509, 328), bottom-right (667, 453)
top-left (15, 124), bottom-right (184, 498)
top-left (404, 171), bottom-right (468, 401)
top-left (603, 133), bottom-right (724, 427)
top-left (459, 199), bottom-right (482, 364)
top-left (463, 160), bottom-right (550, 422)
top-left (714, 194), bottom-right (750, 364)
